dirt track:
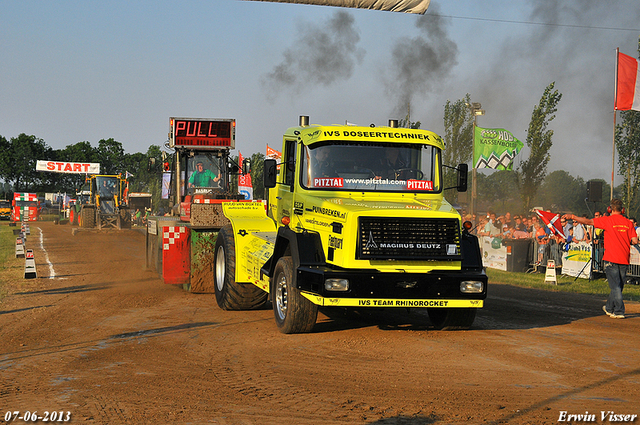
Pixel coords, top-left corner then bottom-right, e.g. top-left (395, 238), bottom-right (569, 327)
top-left (1, 221), bottom-right (639, 424)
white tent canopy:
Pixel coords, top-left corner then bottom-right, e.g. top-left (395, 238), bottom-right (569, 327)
top-left (245, 0), bottom-right (430, 14)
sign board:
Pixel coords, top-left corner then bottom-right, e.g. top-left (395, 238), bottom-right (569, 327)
top-left (561, 241), bottom-right (592, 279)
top-left (15, 237), bottom-right (25, 258)
top-left (480, 237), bottom-right (507, 271)
top-left (36, 160), bottom-right (100, 174)
top-left (545, 260), bottom-right (557, 284)
top-left (169, 118), bottom-right (235, 149)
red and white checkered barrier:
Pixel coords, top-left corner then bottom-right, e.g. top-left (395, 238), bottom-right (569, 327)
top-left (163, 226), bottom-right (188, 250)
top-left (162, 225), bottom-right (191, 285)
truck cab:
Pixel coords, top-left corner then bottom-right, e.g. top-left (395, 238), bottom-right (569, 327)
top-left (0, 200), bottom-right (10, 220)
top-left (214, 117), bottom-right (487, 333)
top-left (11, 193), bottom-right (39, 222)
top-left (163, 118), bottom-right (248, 220)
top-left (146, 117), bottom-right (257, 293)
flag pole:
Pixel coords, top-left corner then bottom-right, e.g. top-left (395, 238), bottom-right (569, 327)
top-left (611, 48), bottom-right (619, 202)
top-left (472, 120), bottom-right (477, 218)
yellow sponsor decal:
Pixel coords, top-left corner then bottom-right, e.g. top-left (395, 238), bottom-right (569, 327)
top-left (223, 201), bottom-right (264, 211)
top-left (301, 293), bottom-right (483, 308)
top-left (299, 125), bottom-right (444, 149)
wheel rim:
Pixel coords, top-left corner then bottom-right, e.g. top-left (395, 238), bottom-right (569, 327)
top-left (215, 246), bottom-right (225, 292)
top-left (275, 273), bottom-right (288, 321)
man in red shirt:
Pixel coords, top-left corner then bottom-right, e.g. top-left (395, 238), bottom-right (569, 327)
top-left (566, 199), bottom-right (638, 319)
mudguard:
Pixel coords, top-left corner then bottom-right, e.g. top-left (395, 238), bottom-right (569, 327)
top-left (460, 230), bottom-right (483, 271)
top-left (262, 226), bottom-right (326, 285)
top-left (221, 202), bottom-right (277, 287)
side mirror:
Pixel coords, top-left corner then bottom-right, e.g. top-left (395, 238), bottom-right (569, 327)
top-left (264, 159), bottom-right (277, 189)
top-left (457, 163), bottom-right (468, 192)
top-left (242, 158), bottom-right (251, 175)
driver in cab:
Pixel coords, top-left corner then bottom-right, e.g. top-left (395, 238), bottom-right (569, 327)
top-left (375, 146), bottom-right (406, 179)
top-left (188, 161), bottom-right (220, 188)
top-left (100, 180), bottom-right (116, 197)
top-left (310, 146), bottom-right (335, 180)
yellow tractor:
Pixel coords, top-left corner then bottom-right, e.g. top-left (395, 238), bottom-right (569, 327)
top-left (79, 174), bottom-right (132, 229)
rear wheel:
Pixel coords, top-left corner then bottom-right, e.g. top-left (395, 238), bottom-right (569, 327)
top-left (427, 308), bottom-right (477, 330)
top-left (119, 209), bottom-right (132, 229)
top-left (272, 256), bottom-right (318, 334)
top-left (214, 225), bottom-right (267, 310)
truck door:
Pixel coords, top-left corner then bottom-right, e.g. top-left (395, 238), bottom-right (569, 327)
top-left (272, 138), bottom-right (297, 225)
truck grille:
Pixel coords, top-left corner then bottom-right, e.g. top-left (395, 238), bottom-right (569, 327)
top-left (357, 217), bottom-right (461, 260)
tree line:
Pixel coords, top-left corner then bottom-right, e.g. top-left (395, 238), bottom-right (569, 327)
top-left (0, 134), bottom-right (167, 209)
top-left (436, 39), bottom-right (640, 218)
top-left (436, 81), bottom-right (639, 219)
top-left (2, 78), bottom-right (638, 218)
top-left (0, 134), bottom-right (268, 212)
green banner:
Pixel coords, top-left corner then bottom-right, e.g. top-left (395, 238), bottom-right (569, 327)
top-left (473, 127), bottom-right (524, 170)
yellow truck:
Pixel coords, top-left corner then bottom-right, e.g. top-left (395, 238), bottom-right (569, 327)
top-left (0, 200), bottom-right (11, 220)
top-left (150, 116), bottom-right (487, 333)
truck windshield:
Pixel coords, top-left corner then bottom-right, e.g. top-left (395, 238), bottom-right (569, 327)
top-left (16, 201), bottom-right (38, 207)
top-left (301, 142), bottom-right (440, 192)
top-left (186, 154), bottom-right (224, 192)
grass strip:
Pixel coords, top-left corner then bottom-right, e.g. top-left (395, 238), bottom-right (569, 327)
top-left (0, 223), bottom-right (27, 301)
top-left (486, 267), bottom-right (640, 302)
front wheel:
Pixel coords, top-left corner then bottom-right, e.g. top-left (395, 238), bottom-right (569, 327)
top-left (427, 308), bottom-right (477, 330)
top-left (272, 256), bottom-right (318, 334)
top-left (214, 225), bottom-right (267, 310)
top-left (80, 206), bottom-right (95, 228)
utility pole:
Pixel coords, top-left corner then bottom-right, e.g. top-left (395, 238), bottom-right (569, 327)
top-left (466, 102), bottom-right (484, 218)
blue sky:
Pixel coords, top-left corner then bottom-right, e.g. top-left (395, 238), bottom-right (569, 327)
top-left (2, 0), bottom-right (639, 184)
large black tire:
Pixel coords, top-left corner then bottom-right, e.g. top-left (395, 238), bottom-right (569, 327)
top-left (80, 206), bottom-right (95, 229)
top-left (119, 209), bottom-right (132, 229)
top-left (427, 308), bottom-right (477, 330)
top-left (272, 256), bottom-right (318, 334)
top-left (214, 225), bottom-right (267, 310)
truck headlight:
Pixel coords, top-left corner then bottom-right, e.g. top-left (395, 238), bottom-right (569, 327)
top-left (460, 281), bottom-right (484, 293)
top-left (325, 278), bottom-right (349, 291)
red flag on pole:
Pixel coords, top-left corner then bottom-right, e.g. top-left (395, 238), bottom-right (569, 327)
top-left (535, 210), bottom-right (566, 239)
top-left (266, 145), bottom-right (282, 161)
top-left (615, 51), bottom-right (640, 111)
top-left (238, 152), bottom-right (253, 200)
top-left (267, 144), bottom-right (282, 170)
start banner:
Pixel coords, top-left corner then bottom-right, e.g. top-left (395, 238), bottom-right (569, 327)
top-left (36, 160), bottom-right (100, 174)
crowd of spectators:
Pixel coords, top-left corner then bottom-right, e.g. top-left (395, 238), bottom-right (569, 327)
top-left (462, 211), bottom-right (607, 246)
top-left (462, 209), bottom-right (640, 273)
top-left (464, 209), bottom-right (640, 256)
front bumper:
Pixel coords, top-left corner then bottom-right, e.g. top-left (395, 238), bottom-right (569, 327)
top-left (296, 265), bottom-right (487, 308)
